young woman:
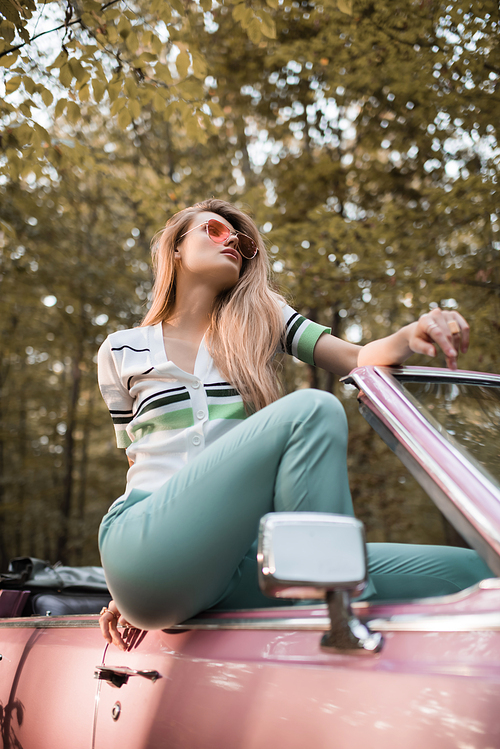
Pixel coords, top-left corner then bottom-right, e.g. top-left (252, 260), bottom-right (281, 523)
top-left (98, 199), bottom-right (490, 649)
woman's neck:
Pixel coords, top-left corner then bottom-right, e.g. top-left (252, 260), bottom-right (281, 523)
top-left (166, 284), bottom-right (215, 338)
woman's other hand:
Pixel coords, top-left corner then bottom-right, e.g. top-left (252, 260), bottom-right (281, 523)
top-left (408, 308), bottom-right (469, 371)
top-left (99, 600), bottom-right (133, 651)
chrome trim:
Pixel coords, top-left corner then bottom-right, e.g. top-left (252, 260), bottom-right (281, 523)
top-left (0, 617), bottom-right (101, 629)
top-left (95, 665), bottom-right (161, 688)
top-left (167, 611), bottom-right (500, 634)
top-left (369, 611), bottom-right (500, 633)
top-left (393, 367), bottom-right (500, 385)
top-left (344, 366), bottom-right (500, 387)
top-left (348, 369), bottom-right (500, 559)
top-left (321, 590), bottom-right (383, 654)
top-left (165, 617), bottom-right (332, 631)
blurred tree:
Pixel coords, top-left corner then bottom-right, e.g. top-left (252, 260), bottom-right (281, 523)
top-left (0, 0), bottom-right (498, 565)
top-left (0, 0), bottom-right (277, 182)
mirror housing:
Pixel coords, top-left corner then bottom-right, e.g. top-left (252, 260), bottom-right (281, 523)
top-left (257, 513), bottom-right (383, 655)
top-left (258, 512), bottom-right (368, 599)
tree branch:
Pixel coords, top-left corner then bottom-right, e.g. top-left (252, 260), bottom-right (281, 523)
top-left (0, 0), bottom-right (122, 59)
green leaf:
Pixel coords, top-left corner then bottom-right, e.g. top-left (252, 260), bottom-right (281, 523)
top-left (257, 10), bottom-right (276, 39)
top-left (129, 99), bottom-right (141, 119)
top-left (151, 35), bottom-right (163, 55)
top-left (24, 76), bottom-right (36, 94)
top-left (59, 63), bottom-right (73, 87)
top-left (107, 80), bottom-right (122, 102)
top-left (336, 0), bottom-right (353, 15)
top-left (137, 52), bottom-right (156, 63)
top-left (191, 52), bottom-right (207, 79)
top-left (232, 3), bottom-right (247, 22)
top-left (176, 49), bottom-right (190, 78)
top-left (106, 25), bottom-right (118, 44)
top-left (124, 76), bottom-right (137, 98)
top-left (0, 20), bottom-right (16, 43)
top-left (54, 98), bottom-right (68, 118)
top-left (117, 15), bottom-right (130, 38)
top-left (153, 90), bottom-right (166, 111)
top-left (0, 52), bottom-right (20, 68)
top-left (80, 12), bottom-right (95, 27)
top-left (110, 96), bottom-right (126, 115)
top-left (78, 83), bottom-right (90, 102)
top-left (155, 63), bottom-right (172, 84)
top-left (118, 108), bottom-right (132, 128)
top-left (49, 50), bottom-right (68, 70)
top-left (32, 122), bottom-right (49, 142)
top-left (92, 77), bottom-right (106, 103)
top-left (66, 100), bottom-right (81, 123)
top-left (185, 113), bottom-right (201, 140)
top-left (40, 86), bottom-right (53, 106)
top-left (0, 0), bottom-right (21, 26)
top-left (247, 17), bottom-right (262, 44)
top-left (126, 31), bottom-right (139, 53)
top-left (265, 0), bottom-right (279, 8)
top-left (4, 74), bottom-right (22, 94)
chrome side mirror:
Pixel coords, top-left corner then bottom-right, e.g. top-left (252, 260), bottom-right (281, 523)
top-left (258, 513), bottom-right (383, 654)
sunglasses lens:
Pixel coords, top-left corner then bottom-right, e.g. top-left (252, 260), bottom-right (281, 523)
top-left (207, 219), bottom-right (257, 259)
top-left (237, 237), bottom-right (257, 259)
top-left (207, 219), bottom-right (230, 242)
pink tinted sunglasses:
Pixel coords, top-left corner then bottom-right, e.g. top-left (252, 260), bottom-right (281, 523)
top-left (178, 218), bottom-right (258, 260)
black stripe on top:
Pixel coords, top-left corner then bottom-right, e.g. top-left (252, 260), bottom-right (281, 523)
top-left (284, 311), bottom-right (299, 334)
top-left (134, 385), bottom-right (189, 418)
top-left (110, 409), bottom-right (133, 415)
top-left (127, 367), bottom-right (154, 391)
top-left (136, 390), bottom-right (190, 418)
top-left (111, 346), bottom-right (150, 353)
top-left (112, 415), bottom-right (133, 425)
top-left (206, 388), bottom-right (240, 398)
top-left (285, 315), bottom-right (305, 355)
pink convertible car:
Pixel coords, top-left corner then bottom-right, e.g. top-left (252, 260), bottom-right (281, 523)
top-left (0, 365), bottom-right (499, 749)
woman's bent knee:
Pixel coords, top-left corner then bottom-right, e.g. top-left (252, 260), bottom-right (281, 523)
top-left (285, 388), bottom-right (347, 424)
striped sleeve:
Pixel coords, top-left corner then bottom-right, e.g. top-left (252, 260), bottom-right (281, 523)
top-left (97, 337), bottom-right (134, 449)
top-left (280, 304), bottom-right (331, 366)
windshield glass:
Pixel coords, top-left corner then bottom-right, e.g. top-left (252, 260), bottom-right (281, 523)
top-left (396, 379), bottom-right (500, 490)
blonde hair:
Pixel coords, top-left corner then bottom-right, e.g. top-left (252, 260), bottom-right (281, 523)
top-left (141, 199), bottom-right (285, 411)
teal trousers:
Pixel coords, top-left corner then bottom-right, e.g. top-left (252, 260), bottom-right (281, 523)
top-left (99, 389), bottom-right (492, 630)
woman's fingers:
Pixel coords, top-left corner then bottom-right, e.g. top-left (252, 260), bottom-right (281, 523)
top-left (413, 309), bottom-right (469, 370)
top-left (99, 601), bottom-right (127, 651)
top-left (447, 311), bottom-right (470, 353)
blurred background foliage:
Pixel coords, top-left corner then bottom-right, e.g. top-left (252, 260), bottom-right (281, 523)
top-left (0, 0), bottom-right (499, 567)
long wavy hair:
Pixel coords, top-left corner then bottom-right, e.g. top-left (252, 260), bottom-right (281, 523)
top-left (141, 199), bottom-right (285, 411)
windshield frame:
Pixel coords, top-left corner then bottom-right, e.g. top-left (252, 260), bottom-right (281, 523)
top-left (344, 366), bottom-right (500, 576)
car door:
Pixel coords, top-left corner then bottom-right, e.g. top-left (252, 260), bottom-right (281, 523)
top-left (0, 615), bottom-right (105, 749)
top-left (91, 583), bottom-right (500, 749)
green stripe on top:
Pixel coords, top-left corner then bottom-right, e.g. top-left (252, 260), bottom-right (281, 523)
top-left (209, 402), bottom-right (247, 421)
top-left (206, 388), bottom-right (240, 398)
top-left (131, 408), bottom-right (195, 439)
top-left (138, 391), bottom-right (190, 417)
top-left (286, 315), bottom-right (306, 354)
top-left (116, 430), bottom-right (132, 449)
top-left (296, 324), bottom-right (331, 366)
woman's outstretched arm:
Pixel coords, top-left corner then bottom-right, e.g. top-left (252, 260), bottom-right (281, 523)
top-left (313, 308), bottom-right (469, 377)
